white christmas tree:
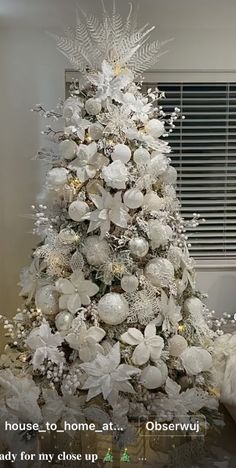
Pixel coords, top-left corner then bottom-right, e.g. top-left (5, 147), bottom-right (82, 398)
top-left (0, 5), bottom-right (231, 445)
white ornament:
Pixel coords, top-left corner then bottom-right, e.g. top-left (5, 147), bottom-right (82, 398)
top-left (155, 360), bottom-right (168, 385)
top-left (162, 166), bottom-right (177, 185)
top-left (35, 286), bottom-right (59, 316)
top-left (124, 188), bottom-right (144, 209)
top-left (184, 297), bottom-right (203, 316)
top-left (47, 168), bottom-right (68, 187)
top-left (88, 123), bottom-right (104, 140)
top-left (148, 153), bottom-right (168, 176)
top-left (129, 237), bottom-right (149, 258)
top-left (121, 275), bottom-right (139, 293)
top-left (59, 140), bottom-right (77, 160)
top-left (59, 228), bottom-right (77, 245)
top-left (97, 293), bottom-right (129, 325)
top-left (144, 258), bottom-right (174, 288)
top-left (167, 246), bottom-right (183, 270)
top-left (112, 144), bottom-right (131, 164)
top-left (145, 119), bottom-right (165, 138)
top-left (82, 236), bottom-right (111, 266)
top-left (70, 251), bottom-right (84, 271)
top-left (68, 200), bottom-right (89, 222)
top-left (133, 147), bottom-right (150, 165)
top-left (148, 220), bottom-right (173, 249)
top-left (140, 365), bottom-right (163, 389)
top-left (143, 192), bottom-right (163, 211)
top-left (180, 346), bottom-right (213, 376)
top-left (55, 310), bottom-right (73, 332)
top-left (169, 335), bottom-right (188, 357)
top-left (85, 98), bottom-right (102, 115)
top-left (101, 160), bottom-right (128, 189)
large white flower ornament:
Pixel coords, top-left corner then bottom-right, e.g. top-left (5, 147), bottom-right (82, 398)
top-left (69, 142), bottom-right (108, 182)
top-left (89, 60), bottom-right (134, 103)
top-left (56, 269), bottom-right (99, 314)
top-left (156, 290), bottom-right (182, 332)
top-left (83, 187), bottom-right (130, 238)
top-left (121, 323), bottom-right (164, 366)
top-left (25, 320), bottom-right (64, 370)
top-left (66, 324), bottom-right (106, 361)
top-left (102, 160), bottom-right (128, 189)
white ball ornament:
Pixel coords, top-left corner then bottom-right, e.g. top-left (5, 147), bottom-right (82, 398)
top-left (169, 335), bottom-right (188, 357)
top-left (145, 119), bottom-right (165, 138)
top-left (133, 147), bottom-right (150, 165)
top-left (59, 140), bottom-right (77, 161)
top-left (124, 189), bottom-right (144, 209)
top-left (82, 236), bottom-right (111, 266)
top-left (154, 360), bottom-right (168, 385)
top-left (85, 98), bottom-right (102, 115)
top-left (35, 286), bottom-right (59, 316)
top-left (140, 366), bottom-right (163, 389)
top-left (129, 237), bottom-right (149, 258)
top-left (68, 200), bottom-right (89, 222)
top-left (88, 123), bottom-right (104, 140)
top-left (180, 346), bottom-right (212, 376)
top-left (97, 293), bottom-right (129, 325)
top-left (162, 166), bottom-right (177, 185)
top-left (144, 258), bottom-right (174, 288)
top-left (121, 275), bottom-right (139, 293)
top-left (47, 168), bottom-right (68, 188)
top-left (148, 220), bottom-right (173, 249)
top-left (59, 228), bottom-right (77, 245)
top-left (112, 144), bottom-right (131, 164)
top-left (184, 297), bottom-right (203, 316)
top-left (143, 192), bottom-right (163, 211)
top-left (55, 311), bottom-right (73, 332)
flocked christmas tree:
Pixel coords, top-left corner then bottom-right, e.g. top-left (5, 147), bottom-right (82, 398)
top-left (0, 4), bottom-right (230, 444)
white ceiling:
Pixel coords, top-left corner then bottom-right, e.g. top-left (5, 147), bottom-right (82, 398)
top-left (1, 0), bottom-right (236, 31)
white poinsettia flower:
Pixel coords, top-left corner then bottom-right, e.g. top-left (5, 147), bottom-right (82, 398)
top-left (123, 93), bottom-right (152, 123)
top-left (0, 369), bottom-right (42, 423)
top-left (42, 389), bottom-right (86, 430)
top-left (80, 342), bottom-right (140, 405)
top-left (98, 103), bottom-right (134, 137)
top-left (156, 290), bottom-right (182, 332)
top-left (25, 320), bottom-right (64, 370)
top-left (64, 118), bottom-right (91, 141)
top-left (18, 257), bottom-right (47, 304)
top-left (63, 96), bottom-right (84, 123)
top-left (56, 269), bottom-right (99, 314)
top-left (89, 60), bottom-right (134, 103)
top-left (82, 187), bottom-right (130, 238)
top-left (150, 377), bottom-right (218, 420)
top-left (69, 142), bottom-right (108, 182)
top-left (101, 160), bottom-right (128, 189)
top-left (121, 324), bottom-right (164, 366)
top-left (66, 323), bottom-right (106, 361)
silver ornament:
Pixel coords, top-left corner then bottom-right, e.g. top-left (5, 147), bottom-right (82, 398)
top-left (97, 293), bottom-right (129, 325)
top-left (35, 286), bottom-right (59, 316)
top-left (55, 310), bottom-right (73, 332)
top-left (85, 98), bottom-right (101, 115)
top-left (88, 123), bottom-right (104, 140)
top-left (129, 237), bottom-right (149, 258)
top-left (59, 228), bottom-right (78, 245)
top-left (144, 258), bottom-right (174, 288)
top-left (168, 335), bottom-right (188, 357)
top-left (82, 236), bottom-right (111, 266)
top-left (121, 275), bottom-right (139, 293)
top-left (124, 188), bottom-right (143, 209)
top-left (59, 140), bottom-right (77, 160)
top-left (68, 200), bottom-right (89, 222)
top-left (70, 251), bottom-right (84, 271)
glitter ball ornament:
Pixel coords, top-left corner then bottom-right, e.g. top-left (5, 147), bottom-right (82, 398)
top-left (129, 237), bottom-right (149, 258)
top-left (70, 251), bottom-right (84, 271)
top-left (180, 346), bottom-right (212, 376)
top-left (143, 192), bottom-right (163, 211)
top-left (167, 246), bottom-right (183, 270)
top-left (121, 275), bottom-right (139, 293)
top-left (140, 365), bottom-right (163, 389)
top-left (88, 123), bottom-right (104, 140)
top-left (162, 165), bottom-right (177, 185)
top-left (97, 293), bottom-right (129, 325)
top-left (148, 220), bottom-right (173, 249)
top-left (85, 97), bottom-right (102, 115)
top-left (145, 119), bottom-right (165, 138)
top-left (59, 140), bottom-right (77, 160)
top-left (148, 154), bottom-right (168, 176)
top-left (133, 147), bottom-right (150, 165)
top-left (47, 168), bottom-right (68, 187)
top-left (59, 228), bottom-right (78, 245)
top-left (55, 310), bottom-right (73, 332)
top-left (124, 188), bottom-right (144, 209)
top-left (111, 144), bottom-right (131, 164)
top-left (68, 200), bottom-right (89, 222)
top-left (35, 286), bottom-right (59, 316)
top-left (82, 236), bottom-right (111, 266)
top-left (169, 335), bottom-right (188, 357)
top-left (144, 258), bottom-right (174, 288)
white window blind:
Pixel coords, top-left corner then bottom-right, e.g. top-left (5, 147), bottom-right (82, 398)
top-left (143, 82), bottom-right (236, 259)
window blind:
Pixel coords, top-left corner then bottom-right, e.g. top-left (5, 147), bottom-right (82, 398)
top-left (143, 82), bottom-right (236, 259)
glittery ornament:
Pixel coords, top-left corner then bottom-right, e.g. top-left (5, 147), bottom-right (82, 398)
top-left (124, 188), bottom-right (144, 209)
top-left (47, 168), bottom-right (68, 187)
top-left (148, 153), bottom-right (168, 176)
top-left (55, 310), bottom-right (73, 332)
top-left (162, 165), bottom-right (177, 185)
top-left (68, 200), bottom-right (89, 221)
top-left (143, 191), bottom-right (163, 211)
top-left (129, 237), bottom-right (149, 258)
top-left (133, 147), bottom-right (150, 165)
top-left (111, 144), bottom-right (131, 163)
top-left (168, 335), bottom-right (188, 357)
top-left (70, 251), bottom-right (84, 271)
top-left (145, 119), bottom-right (165, 138)
top-left (88, 123), bottom-right (104, 140)
top-left (59, 228), bottom-right (78, 245)
top-left (144, 258), bottom-right (174, 288)
top-left (148, 220), bottom-right (173, 249)
top-left (59, 140), bottom-right (77, 160)
top-left (85, 97), bottom-right (102, 115)
top-left (140, 365), bottom-right (163, 389)
top-left (82, 236), bottom-right (111, 266)
top-left (35, 286), bottom-right (59, 316)
top-left (97, 293), bottom-right (129, 325)
top-left (167, 246), bottom-right (183, 270)
top-left (121, 275), bottom-right (139, 293)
